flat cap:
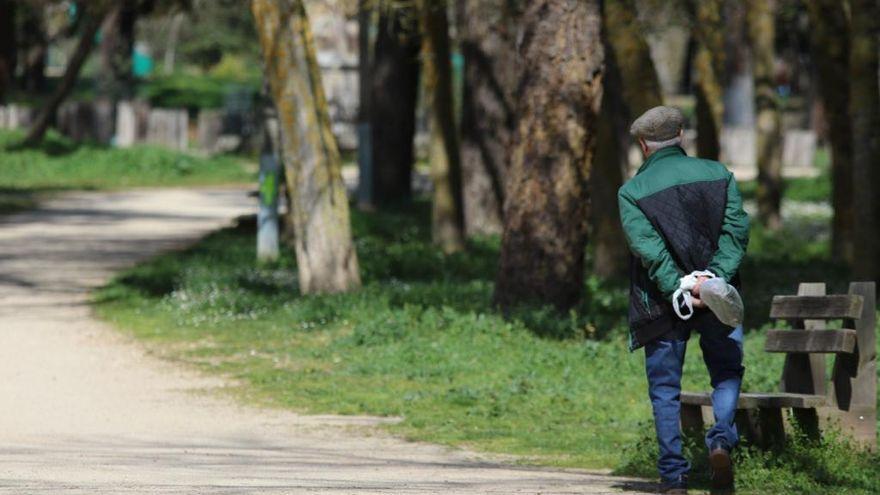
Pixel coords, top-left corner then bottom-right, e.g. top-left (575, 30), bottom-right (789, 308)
top-left (629, 106), bottom-right (684, 141)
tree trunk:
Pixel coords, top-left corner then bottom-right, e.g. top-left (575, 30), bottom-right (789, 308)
top-left (494, 0), bottom-right (603, 311)
top-left (23, 7), bottom-right (107, 146)
top-left (747, 0), bottom-right (782, 230)
top-left (252, 0), bottom-right (361, 294)
top-left (368, 5), bottom-right (420, 206)
top-left (20, 4), bottom-right (47, 93)
top-left (0, 0), bottom-right (16, 102)
top-left (850, 0), bottom-right (880, 281)
top-left (163, 12), bottom-right (185, 74)
top-left (99, 0), bottom-right (137, 100)
top-left (420, 1), bottom-right (465, 253)
top-left (355, 0), bottom-right (374, 208)
top-left (591, 0), bottom-right (663, 278)
top-left (689, 0), bottom-right (725, 160)
top-left (457, 0), bottom-right (518, 237)
top-left (807, 0), bottom-right (853, 262)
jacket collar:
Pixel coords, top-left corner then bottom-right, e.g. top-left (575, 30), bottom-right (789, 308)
top-left (636, 145), bottom-right (686, 175)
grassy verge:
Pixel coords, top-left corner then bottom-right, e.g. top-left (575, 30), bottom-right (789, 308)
top-left (94, 201), bottom-right (878, 494)
top-left (0, 130), bottom-right (253, 215)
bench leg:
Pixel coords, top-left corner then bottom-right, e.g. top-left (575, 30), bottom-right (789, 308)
top-left (681, 403), bottom-right (704, 435)
top-left (757, 408), bottom-right (785, 449)
top-left (735, 409), bottom-right (758, 445)
top-left (793, 407), bottom-right (820, 441)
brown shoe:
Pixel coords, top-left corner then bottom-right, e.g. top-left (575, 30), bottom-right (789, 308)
top-left (709, 445), bottom-right (734, 492)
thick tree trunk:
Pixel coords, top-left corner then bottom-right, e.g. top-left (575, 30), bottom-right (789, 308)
top-left (747, 0), bottom-right (782, 230)
top-left (591, 0), bottom-right (663, 278)
top-left (850, 0), bottom-right (880, 281)
top-left (23, 8), bottom-right (106, 146)
top-left (494, 0), bottom-right (603, 311)
top-left (457, 0), bottom-right (518, 236)
top-left (807, 0), bottom-right (853, 262)
top-left (420, 2), bottom-right (465, 254)
top-left (0, 0), bottom-right (16, 102)
top-left (252, 0), bottom-right (361, 294)
top-left (368, 5), bottom-right (420, 206)
top-left (689, 0), bottom-right (725, 160)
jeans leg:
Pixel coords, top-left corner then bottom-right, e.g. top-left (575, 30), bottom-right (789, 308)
top-left (645, 335), bottom-right (689, 482)
top-left (699, 324), bottom-right (745, 450)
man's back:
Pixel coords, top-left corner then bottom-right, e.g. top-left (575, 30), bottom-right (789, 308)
top-left (617, 145), bottom-right (749, 350)
top-left (619, 146), bottom-right (733, 275)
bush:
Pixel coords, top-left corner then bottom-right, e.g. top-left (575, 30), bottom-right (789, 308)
top-left (137, 72), bottom-right (260, 112)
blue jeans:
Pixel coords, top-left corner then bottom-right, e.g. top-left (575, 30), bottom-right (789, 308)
top-left (644, 320), bottom-right (744, 482)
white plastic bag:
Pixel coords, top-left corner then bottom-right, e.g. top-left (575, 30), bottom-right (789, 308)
top-left (699, 277), bottom-right (744, 327)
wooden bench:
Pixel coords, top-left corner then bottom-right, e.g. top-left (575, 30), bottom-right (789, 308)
top-left (680, 282), bottom-right (876, 449)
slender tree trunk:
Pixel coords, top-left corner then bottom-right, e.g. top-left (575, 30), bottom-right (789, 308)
top-left (369, 4), bottom-right (420, 206)
top-left (807, 0), bottom-right (853, 262)
top-left (163, 12), bottom-right (185, 74)
top-left (23, 7), bottom-right (107, 146)
top-left (252, 0), bottom-right (361, 293)
top-left (747, 0), bottom-right (782, 230)
top-left (420, 1), bottom-right (465, 253)
top-left (20, 5), bottom-right (47, 93)
top-left (591, 0), bottom-right (663, 278)
top-left (689, 0), bottom-right (725, 160)
top-left (457, 0), bottom-right (518, 236)
top-left (0, 0), bottom-right (16, 102)
top-left (356, 0), bottom-right (374, 208)
top-left (850, 0), bottom-right (880, 281)
top-left (494, 0), bottom-right (604, 311)
top-left (99, 0), bottom-right (137, 100)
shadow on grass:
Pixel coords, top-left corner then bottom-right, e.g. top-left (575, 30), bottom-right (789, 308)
top-left (1, 127), bottom-right (110, 156)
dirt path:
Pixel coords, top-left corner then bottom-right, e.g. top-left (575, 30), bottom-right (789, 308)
top-left (0, 189), bottom-right (649, 494)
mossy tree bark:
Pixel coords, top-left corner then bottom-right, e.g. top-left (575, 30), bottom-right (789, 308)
top-left (746, 0), bottom-right (782, 230)
top-left (494, 0), bottom-right (603, 311)
top-left (850, 0), bottom-right (880, 281)
top-left (252, 0), bottom-right (362, 293)
top-left (591, 0), bottom-right (663, 278)
top-left (369, 2), bottom-right (421, 206)
top-left (688, 0), bottom-right (725, 160)
top-left (23, 4), bottom-right (108, 146)
top-left (419, 1), bottom-right (465, 254)
top-left (457, 0), bottom-right (519, 236)
top-left (807, 1), bottom-right (853, 262)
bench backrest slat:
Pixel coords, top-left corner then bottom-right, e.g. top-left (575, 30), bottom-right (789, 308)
top-left (765, 329), bottom-right (857, 354)
top-left (770, 295), bottom-right (864, 320)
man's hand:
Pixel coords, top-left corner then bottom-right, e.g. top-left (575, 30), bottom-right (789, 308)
top-left (691, 275), bottom-right (711, 308)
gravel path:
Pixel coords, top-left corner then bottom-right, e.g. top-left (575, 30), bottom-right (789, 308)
top-left (0, 189), bottom-right (650, 494)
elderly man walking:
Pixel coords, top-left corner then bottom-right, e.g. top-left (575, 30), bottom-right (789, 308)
top-left (617, 106), bottom-right (750, 494)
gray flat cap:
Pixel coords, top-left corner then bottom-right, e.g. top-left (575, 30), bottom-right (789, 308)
top-left (629, 106), bottom-right (684, 141)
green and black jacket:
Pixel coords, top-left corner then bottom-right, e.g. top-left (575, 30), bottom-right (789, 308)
top-left (618, 146), bottom-right (750, 350)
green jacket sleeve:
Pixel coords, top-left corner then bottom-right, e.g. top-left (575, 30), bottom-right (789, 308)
top-left (707, 174), bottom-right (750, 280)
top-left (618, 188), bottom-right (683, 299)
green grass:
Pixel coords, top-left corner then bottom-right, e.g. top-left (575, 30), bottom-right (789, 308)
top-left (93, 201), bottom-right (879, 494)
top-left (0, 130), bottom-right (253, 214)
